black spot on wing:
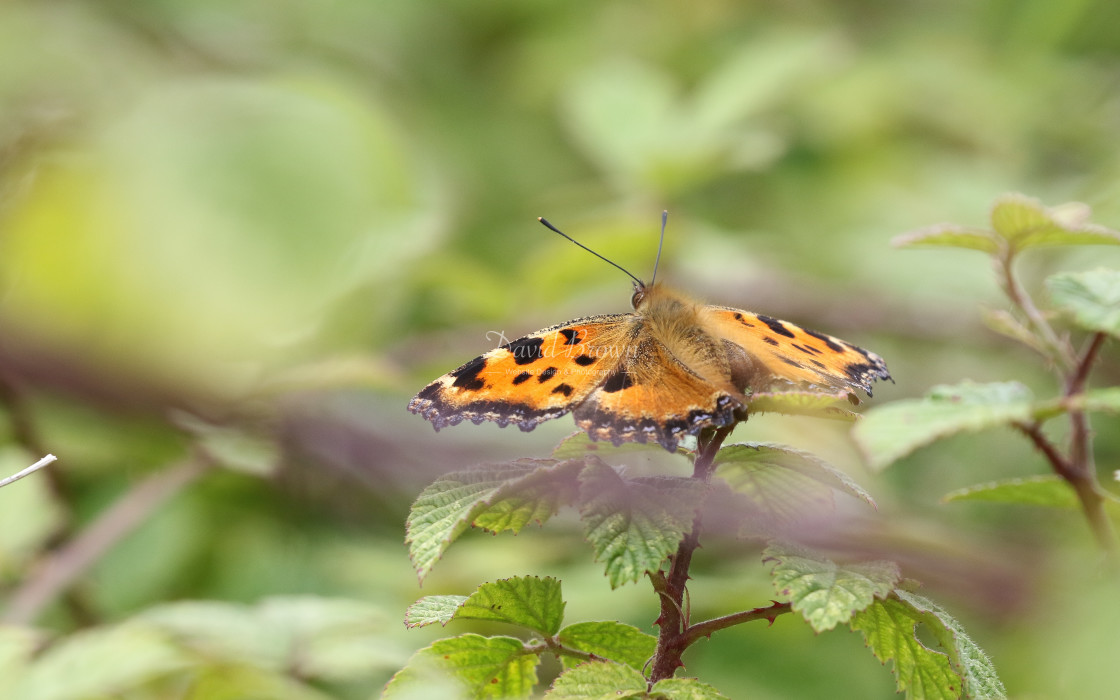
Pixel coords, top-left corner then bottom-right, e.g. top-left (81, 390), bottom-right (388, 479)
top-left (539, 367), bottom-right (558, 383)
top-left (811, 359), bottom-right (827, 369)
top-left (756, 314), bottom-right (796, 338)
top-left (733, 312), bottom-right (756, 328)
top-left (602, 370), bottom-right (634, 393)
top-left (574, 354), bottom-right (596, 366)
top-left (450, 356), bottom-right (486, 391)
top-left (805, 329), bottom-right (843, 353)
top-left (503, 337), bottom-right (544, 365)
top-left (559, 328), bottom-right (581, 345)
top-left (793, 343), bottom-right (822, 355)
top-left (512, 371), bottom-right (532, 385)
top-left (763, 337), bottom-right (779, 346)
top-left (779, 357), bottom-right (805, 369)
top-left (552, 383), bottom-right (573, 397)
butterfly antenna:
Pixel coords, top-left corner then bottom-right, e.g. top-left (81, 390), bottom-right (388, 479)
top-left (537, 217), bottom-right (643, 286)
top-left (650, 210), bottom-right (667, 286)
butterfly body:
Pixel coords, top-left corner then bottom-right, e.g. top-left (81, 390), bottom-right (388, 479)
top-left (410, 280), bottom-right (891, 452)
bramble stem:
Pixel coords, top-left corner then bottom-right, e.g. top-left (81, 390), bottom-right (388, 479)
top-left (1015, 331), bottom-right (1116, 556)
top-left (648, 425), bottom-right (734, 683)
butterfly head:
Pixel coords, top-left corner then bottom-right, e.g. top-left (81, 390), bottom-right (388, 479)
top-left (630, 280), bottom-right (649, 309)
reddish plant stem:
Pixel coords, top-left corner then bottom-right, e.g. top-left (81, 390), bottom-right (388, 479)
top-left (1016, 331), bottom-right (1116, 556)
top-left (648, 425), bottom-right (733, 683)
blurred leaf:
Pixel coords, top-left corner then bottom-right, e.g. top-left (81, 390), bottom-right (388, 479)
top-left (384, 634), bottom-right (536, 700)
top-left (173, 413), bottom-right (279, 476)
top-left (1046, 269), bottom-right (1120, 338)
top-left (556, 622), bottom-right (657, 671)
top-left (545, 660), bottom-right (646, 699)
top-left (650, 677), bottom-right (731, 699)
top-left (714, 443), bottom-right (876, 524)
top-left (990, 194), bottom-right (1120, 252)
top-left (944, 476), bottom-right (1120, 515)
top-left (0, 626), bottom-right (39, 697)
top-left (853, 382), bottom-right (1036, 471)
top-left (405, 595), bottom-right (469, 629)
top-left (12, 622), bottom-right (191, 700)
top-left (142, 597), bottom-right (402, 681)
top-left (407, 459), bottom-right (584, 582)
top-left (578, 462), bottom-right (707, 588)
top-left (455, 576), bottom-right (566, 637)
top-left (0, 77), bottom-right (432, 395)
top-left (1072, 387), bottom-right (1120, 414)
top-left (176, 664), bottom-right (332, 700)
top-left (892, 224), bottom-right (1001, 254)
top-left (942, 476), bottom-right (1079, 508)
top-left (765, 543), bottom-right (899, 632)
top-left (745, 391), bottom-right (859, 422)
top-left (552, 431), bottom-right (685, 460)
top-left (980, 308), bottom-right (1047, 356)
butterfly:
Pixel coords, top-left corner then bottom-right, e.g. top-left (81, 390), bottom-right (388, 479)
top-left (409, 215), bottom-right (891, 452)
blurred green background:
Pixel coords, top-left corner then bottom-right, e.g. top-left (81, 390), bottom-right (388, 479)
top-left (1, 1), bottom-right (1119, 698)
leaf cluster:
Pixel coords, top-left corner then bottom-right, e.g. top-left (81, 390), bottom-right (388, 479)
top-left (394, 428), bottom-right (1005, 698)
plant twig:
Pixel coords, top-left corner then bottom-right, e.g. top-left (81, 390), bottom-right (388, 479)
top-left (0, 454), bottom-right (57, 489)
top-left (996, 250), bottom-right (1075, 371)
top-left (681, 601), bottom-right (793, 647)
top-left (648, 425), bottom-right (734, 683)
top-left (1, 451), bottom-right (214, 625)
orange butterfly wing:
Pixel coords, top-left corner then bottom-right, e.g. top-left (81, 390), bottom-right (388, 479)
top-left (571, 332), bottom-right (741, 450)
top-left (408, 315), bottom-right (632, 432)
top-left (701, 306), bottom-right (892, 397)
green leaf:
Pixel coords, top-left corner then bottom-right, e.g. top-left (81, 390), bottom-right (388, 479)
top-left (851, 592), bottom-right (1006, 700)
top-left (713, 443), bottom-right (876, 528)
top-left (892, 224), bottom-right (1001, 254)
top-left (745, 391), bottom-right (859, 422)
top-left (894, 591), bottom-right (1008, 700)
top-left (556, 622), bottom-right (657, 671)
top-left (407, 458), bottom-right (584, 581)
top-left (1046, 269), bottom-right (1120, 338)
top-left (406, 577), bottom-right (565, 637)
top-left (990, 194), bottom-right (1120, 252)
top-left (545, 660), bottom-right (647, 699)
top-left (578, 462), bottom-right (707, 588)
top-left (942, 476), bottom-right (1079, 508)
top-left (765, 543), bottom-right (899, 632)
top-left (384, 634), bottom-right (537, 700)
top-left (850, 595), bottom-right (960, 700)
top-left (457, 577), bottom-right (565, 637)
top-left (651, 677), bottom-right (732, 699)
top-left (405, 595), bottom-right (469, 628)
top-left (853, 382), bottom-right (1035, 471)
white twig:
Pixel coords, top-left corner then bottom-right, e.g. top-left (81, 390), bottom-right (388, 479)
top-left (0, 454), bottom-right (57, 489)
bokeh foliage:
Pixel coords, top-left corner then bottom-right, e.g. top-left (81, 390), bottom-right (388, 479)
top-left (1, 0), bottom-right (1119, 697)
